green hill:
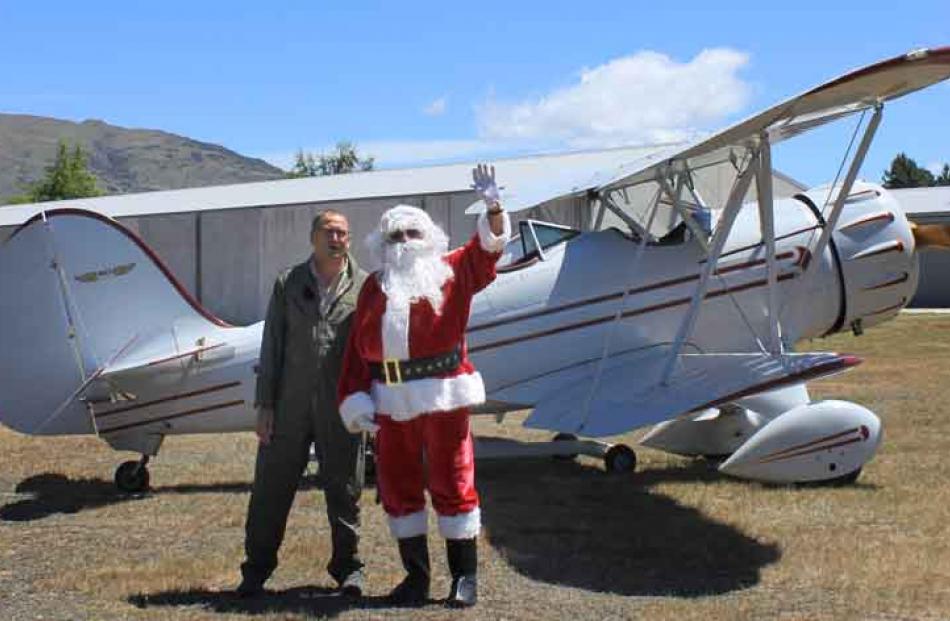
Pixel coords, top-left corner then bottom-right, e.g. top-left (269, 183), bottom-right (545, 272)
top-left (0, 114), bottom-right (285, 203)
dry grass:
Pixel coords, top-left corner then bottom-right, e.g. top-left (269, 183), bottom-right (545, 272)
top-left (2, 313), bottom-right (950, 620)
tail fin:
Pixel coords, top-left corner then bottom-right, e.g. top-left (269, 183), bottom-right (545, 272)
top-left (0, 209), bottom-right (230, 435)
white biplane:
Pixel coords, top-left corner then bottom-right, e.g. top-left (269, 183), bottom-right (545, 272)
top-left (2, 47), bottom-right (950, 492)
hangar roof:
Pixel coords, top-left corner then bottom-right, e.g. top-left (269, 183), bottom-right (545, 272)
top-left (0, 143), bottom-right (805, 227)
top-left (890, 187), bottom-right (950, 222)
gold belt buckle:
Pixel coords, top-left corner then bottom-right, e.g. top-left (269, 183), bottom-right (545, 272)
top-left (383, 358), bottom-right (402, 385)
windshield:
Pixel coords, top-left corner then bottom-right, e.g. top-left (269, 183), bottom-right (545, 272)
top-left (521, 220), bottom-right (580, 259)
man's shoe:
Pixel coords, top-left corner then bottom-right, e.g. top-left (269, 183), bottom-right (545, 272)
top-left (339, 568), bottom-right (365, 597)
top-left (235, 576), bottom-right (265, 599)
top-left (445, 574), bottom-right (477, 608)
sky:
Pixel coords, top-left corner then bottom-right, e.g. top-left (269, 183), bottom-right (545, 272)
top-left (2, 1), bottom-right (948, 187)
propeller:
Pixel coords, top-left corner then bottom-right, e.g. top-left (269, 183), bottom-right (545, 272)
top-left (911, 223), bottom-right (950, 250)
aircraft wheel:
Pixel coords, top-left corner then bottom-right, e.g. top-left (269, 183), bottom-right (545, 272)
top-left (796, 467), bottom-right (863, 488)
top-left (115, 460), bottom-right (150, 493)
top-left (553, 432), bottom-right (578, 461)
top-left (604, 444), bottom-right (637, 474)
top-left (826, 467), bottom-right (862, 486)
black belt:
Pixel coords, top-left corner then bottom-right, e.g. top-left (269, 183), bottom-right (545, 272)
top-left (369, 347), bottom-right (462, 385)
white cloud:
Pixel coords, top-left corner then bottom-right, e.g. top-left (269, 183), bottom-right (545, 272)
top-left (423, 96), bottom-right (448, 117)
top-left (476, 48), bottom-right (751, 148)
top-left (260, 49), bottom-right (754, 171)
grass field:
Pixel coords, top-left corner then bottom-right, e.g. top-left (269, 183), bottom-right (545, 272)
top-left (1, 312), bottom-right (949, 620)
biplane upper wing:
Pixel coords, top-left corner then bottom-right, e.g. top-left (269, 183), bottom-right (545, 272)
top-left (471, 47), bottom-right (950, 214)
top-left (523, 349), bottom-right (860, 437)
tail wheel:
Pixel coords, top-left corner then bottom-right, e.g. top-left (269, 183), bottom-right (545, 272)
top-left (604, 444), bottom-right (637, 474)
top-left (115, 460), bottom-right (150, 493)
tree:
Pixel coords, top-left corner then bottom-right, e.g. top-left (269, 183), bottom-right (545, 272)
top-left (285, 141), bottom-right (374, 178)
top-left (882, 152), bottom-right (935, 188)
top-left (9, 140), bottom-right (103, 203)
top-left (935, 163), bottom-right (950, 187)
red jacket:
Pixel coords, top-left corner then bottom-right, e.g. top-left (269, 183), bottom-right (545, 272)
top-left (338, 219), bottom-right (506, 424)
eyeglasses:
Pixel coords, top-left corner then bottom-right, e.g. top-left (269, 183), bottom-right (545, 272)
top-left (386, 229), bottom-right (423, 243)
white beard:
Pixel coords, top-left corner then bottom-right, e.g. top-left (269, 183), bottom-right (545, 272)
top-left (380, 239), bottom-right (454, 313)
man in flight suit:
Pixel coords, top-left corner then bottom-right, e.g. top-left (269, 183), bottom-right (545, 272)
top-left (237, 209), bottom-right (368, 597)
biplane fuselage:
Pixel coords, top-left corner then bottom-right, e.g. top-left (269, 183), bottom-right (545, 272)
top-left (57, 182), bottom-right (914, 459)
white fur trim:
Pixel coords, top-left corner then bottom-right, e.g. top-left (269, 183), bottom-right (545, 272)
top-left (438, 507), bottom-right (481, 539)
top-left (371, 371), bottom-right (486, 419)
top-left (477, 210), bottom-right (511, 253)
top-left (388, 509), bottom-right (428, 538)
top-left (339, 392), bottom-right (375, 432)
top-left (381, 299), bottom-right (410, 360)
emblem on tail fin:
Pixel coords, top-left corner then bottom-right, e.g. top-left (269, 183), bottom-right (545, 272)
top-left (74, 262), bottom-right (137, 283)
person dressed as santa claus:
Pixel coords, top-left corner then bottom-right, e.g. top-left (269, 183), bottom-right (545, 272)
top-left (337, 164), bottom-right (510, 608)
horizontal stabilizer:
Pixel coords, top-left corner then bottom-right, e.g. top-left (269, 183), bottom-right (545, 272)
top-left (524, 350), bottom-right (860, 437)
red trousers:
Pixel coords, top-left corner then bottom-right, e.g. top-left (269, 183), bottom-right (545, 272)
top-left (375, 408), bottom-right (480, 539)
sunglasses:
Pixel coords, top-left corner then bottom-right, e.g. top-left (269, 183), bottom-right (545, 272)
top-left (386, 229), bottom-right (424, 243)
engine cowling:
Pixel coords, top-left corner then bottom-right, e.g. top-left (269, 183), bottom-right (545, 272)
top-left (718, 400), bottom-right (882, 483)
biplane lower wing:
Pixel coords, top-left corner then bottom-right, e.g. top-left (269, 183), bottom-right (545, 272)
top-left (524, 349), bottom-right (860, 437)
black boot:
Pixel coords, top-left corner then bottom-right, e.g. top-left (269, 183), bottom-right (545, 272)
top-left (445, 538), bottom-right (478, 608)
top-left (387, 536), bottom-right (430, 606)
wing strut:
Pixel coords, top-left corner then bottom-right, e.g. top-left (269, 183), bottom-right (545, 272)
top-left (577, 183), bottom-right (664, 431)
top-left (805, 104), bottom-right (883, 276)
top-left (660, 148), bottom-right (760, 385)
top-left (657, 169), bottom-right (709, 252)
top-left (755, 131), bottom-right (783, 355)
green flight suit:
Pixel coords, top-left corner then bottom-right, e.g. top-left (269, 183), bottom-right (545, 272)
top-left (242, 255), bottom-right (367, 585)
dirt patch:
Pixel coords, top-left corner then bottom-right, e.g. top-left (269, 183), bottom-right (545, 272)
top-left (1, 313), bottom-right (949, 620)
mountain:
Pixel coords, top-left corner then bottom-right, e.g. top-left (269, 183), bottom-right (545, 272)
top-left (0, 114), bottom-right (286, 203)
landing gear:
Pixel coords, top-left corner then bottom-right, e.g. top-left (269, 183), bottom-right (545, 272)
top-left (552, 432), bottom-right (579, 460)
top-left (604, 444), bottom-right (637, 474)
top-left (822, 467), bottom-right (863, 487)
top-left (837, 467), bottom-right (862, 485)
top-left (115, 456), bottom-right (150, 493)
top-left (364, 439), bottom-right (377, 486)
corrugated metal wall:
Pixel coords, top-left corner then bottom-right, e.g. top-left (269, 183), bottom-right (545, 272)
top-left (95, 190), bottom-right (585, 325)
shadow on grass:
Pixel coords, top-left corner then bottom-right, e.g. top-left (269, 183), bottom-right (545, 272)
top-left (478, 458), bottom-right (781, 597)
top-left (0, 473), bottom-right (330, 522)
top-left (129, 586), bottom-right (402, 618)
top-left (0, 474), bottom-right (147, 521)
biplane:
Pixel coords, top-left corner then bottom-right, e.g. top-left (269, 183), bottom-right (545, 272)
top-left (2, 47), bottom-right (950, 491)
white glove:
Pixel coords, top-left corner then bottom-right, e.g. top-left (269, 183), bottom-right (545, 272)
top-left (471, 163), bottom-right (501, 209)
top-left (344, 410), bottom-right (379, 434)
